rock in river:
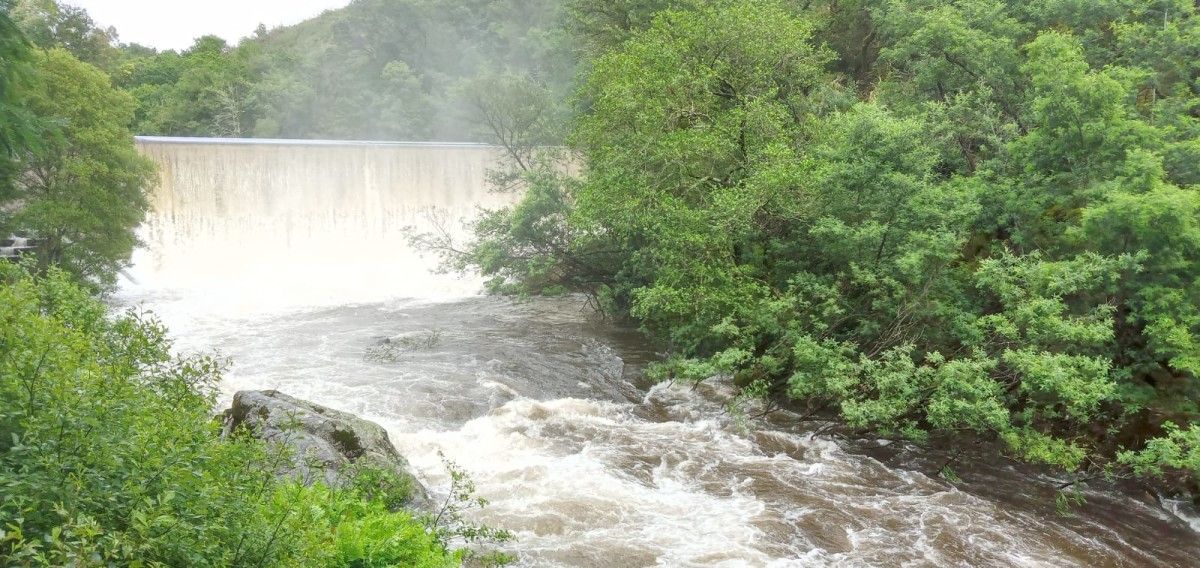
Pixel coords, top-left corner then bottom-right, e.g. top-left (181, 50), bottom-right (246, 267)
top-left (221, 390), bottom-right (431, 510)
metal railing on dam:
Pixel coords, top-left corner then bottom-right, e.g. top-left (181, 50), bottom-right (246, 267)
top-left (129, 136), bottom-right (519, 303)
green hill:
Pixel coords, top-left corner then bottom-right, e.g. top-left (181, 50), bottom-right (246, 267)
top-left (122, 0), bottom-right (573, 141)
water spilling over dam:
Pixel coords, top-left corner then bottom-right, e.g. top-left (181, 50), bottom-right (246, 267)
top-left (129, 136), bottom-right (514, 310)
top-left (119, 137), bottom-right (1200, 567)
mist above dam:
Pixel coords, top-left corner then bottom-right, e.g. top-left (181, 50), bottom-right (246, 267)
top-left (127, 136), bottom-right (517, 311)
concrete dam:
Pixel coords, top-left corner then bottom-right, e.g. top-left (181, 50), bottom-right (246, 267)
top-left (129, 136), bottom-right (516, 308)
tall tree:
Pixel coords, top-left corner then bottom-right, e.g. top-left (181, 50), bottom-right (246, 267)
top-left (6, 48), bottom-right (153, 287)
top-left (0, 0), bottom-right (38, 158)
top-left (11, 0), bottom-right (118, 71)
top-left (0, 0), bottom-right (42, 234)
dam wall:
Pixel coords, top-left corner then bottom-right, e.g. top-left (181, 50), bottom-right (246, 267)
top-left (129, 137), bottom-right (516, 307)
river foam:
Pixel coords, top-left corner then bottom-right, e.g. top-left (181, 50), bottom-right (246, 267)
top-left (117, 137), bottom-right (1200, 567)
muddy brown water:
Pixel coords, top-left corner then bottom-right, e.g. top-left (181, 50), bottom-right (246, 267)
top-left (111, 294), bottom-right (1200, 567)
top-left (118, 137), bottom-right (1200, 566)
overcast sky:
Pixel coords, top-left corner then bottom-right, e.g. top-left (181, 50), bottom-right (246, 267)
top-left (63, 0), bottom-right (353, 51)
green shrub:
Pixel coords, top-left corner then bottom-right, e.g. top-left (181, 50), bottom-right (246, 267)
top-left (458, 0), bottom-right (1200, 497)
top-left (0, 262), bottom-right (457, 567)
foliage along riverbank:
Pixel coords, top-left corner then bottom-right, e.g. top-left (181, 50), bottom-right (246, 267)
top-left (0, 4), bottom-right (517, 564)
top-left (0, 263), bottom-right (469, 566)
top-left (447, 0), bottom-right (1200, 504)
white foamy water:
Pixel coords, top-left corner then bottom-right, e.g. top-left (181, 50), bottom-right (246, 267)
top-left (117, 137), bottom-right (1200, 567)
top-left (126, 137), bottom-right (512, 313)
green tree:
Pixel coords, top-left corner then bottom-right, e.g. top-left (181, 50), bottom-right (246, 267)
top-left (0, 0), bottom-right (40, 160)
top-left (11, 0), bottom-right (119, 71)
top-left (128, 36), bottom-right (263, 137)
top-left (120, 0), bottom-right (574, 142)
top-left (574, 0), bottom-right (832, 346)
top-left (565, 0), bottom-right (700, 55)
top-left (4, 48), bottom-right (153, 288)
top-left (459, 0), bottom-right (1200, 499)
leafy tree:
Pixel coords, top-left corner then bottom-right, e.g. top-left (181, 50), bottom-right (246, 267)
top-left (461, 73), bottom-right (565, 176)
top-left (157, 36), bottom-right (262, 136)
top-left (564, 0), bottom-right (700, 55)
top-left (122, 0), bottom-right (574, 142)
top-left (0, 0), bottom-right (40, 160)
top-left (11, 0), bottom-right (119, 71)
top-left (574, 0), bottom-right (832, 346)
top-left (459, 0), bottom-right (1200, 501)
top-left (3, 48), bottom-right (154, 288)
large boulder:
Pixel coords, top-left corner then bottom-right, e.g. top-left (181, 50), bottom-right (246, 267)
top-left (222, 390), bottom-right (430, 510)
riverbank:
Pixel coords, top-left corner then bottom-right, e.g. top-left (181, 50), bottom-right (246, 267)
top-left (125, 291), bottom-right (1200, 567)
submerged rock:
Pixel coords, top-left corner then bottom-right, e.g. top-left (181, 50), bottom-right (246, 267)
top-left (365, 330), bottom-right (444, 363)
top-left (222, 390), bottom-right (431, 510)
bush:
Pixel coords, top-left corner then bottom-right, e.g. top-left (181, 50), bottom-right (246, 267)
top-left (458, 0), bottom-right (1200, 498)
top-left (0, 262), bottom-right (456, 567)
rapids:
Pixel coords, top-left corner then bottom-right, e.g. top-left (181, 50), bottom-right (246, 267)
top-left (117, 137), bottom-right (1200, 567)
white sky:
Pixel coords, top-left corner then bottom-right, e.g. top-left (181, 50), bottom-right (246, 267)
top-left (63, 0), bottom-right (354, 51)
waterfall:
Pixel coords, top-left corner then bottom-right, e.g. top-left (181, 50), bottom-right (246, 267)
top-left (128, 137), bottom-right (516, 311)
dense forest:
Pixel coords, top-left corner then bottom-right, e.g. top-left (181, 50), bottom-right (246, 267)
top-left (11, 0), bottom-right (574, 142)
top-left (3, 0), bottom-right (1200, 564)
top-left (452, 0), bottom-right (1200, 503)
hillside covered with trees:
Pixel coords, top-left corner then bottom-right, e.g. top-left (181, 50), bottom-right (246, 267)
top-left (19, 0), bottom-right (574, 142)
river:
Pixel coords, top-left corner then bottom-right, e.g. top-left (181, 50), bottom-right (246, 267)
top-left (115, 137), bottom-right (1200, 567)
